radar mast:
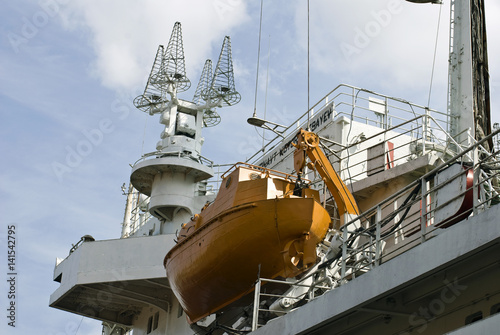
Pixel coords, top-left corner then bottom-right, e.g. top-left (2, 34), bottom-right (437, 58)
top-left (130, 22), bottom-right (240, 226)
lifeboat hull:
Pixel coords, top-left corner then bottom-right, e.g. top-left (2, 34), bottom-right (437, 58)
top-left (164, 197), bottom-right (330, 323)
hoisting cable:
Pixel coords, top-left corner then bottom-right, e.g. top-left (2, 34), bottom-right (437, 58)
top-left (427, 2), bottom-right (443, 108)
top-left (140, 109), bottom-right (149, 156)
top-left (262, 35), bottom-right (271, 148)
top-left (307, 0), bottom-right (311, 130)
top-left (252, 0), bottom-right (264, 120)
top-left (252, 0), bottom-right (268, 145)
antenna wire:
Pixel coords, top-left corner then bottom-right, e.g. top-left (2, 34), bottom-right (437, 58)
top-left (427, 2), bottom-right (443, 108)
top-left (307, 0), bottom-right (311, 130)
top-left (253, 0), bottom-right (264, 117)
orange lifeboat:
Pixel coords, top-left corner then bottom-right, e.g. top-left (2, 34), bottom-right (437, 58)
top-left (163, 162), bottom-right (331, 323)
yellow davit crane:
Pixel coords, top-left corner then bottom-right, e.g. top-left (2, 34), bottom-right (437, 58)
top-left (293, 128), bottom-right (360, 218)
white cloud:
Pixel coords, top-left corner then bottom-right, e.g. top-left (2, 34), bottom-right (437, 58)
top-left (298, 1), bottom-right (450, 89)
top-left (59, 0), bottom-right (250, 93)
top-left (288, 0), bottom-right (500, 115)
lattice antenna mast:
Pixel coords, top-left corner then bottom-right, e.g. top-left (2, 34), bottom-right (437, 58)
top-left (193, 60), bottom-right (221, 127)
top-left (133, 22), bottom-right (191, 115)
top-left (152, 22), bottom-right (191, 96)
top-left (202, 36), bottom-right (241, 107)
top-left (133, 23), bottom-right (241, 158)
top-left (133, 45), bottom-right (168, 115)
top-left (193, 59), bottom-right (213, 105)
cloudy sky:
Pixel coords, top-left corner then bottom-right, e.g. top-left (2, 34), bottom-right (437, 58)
top-left (1, 0), bottom-right (500, 334)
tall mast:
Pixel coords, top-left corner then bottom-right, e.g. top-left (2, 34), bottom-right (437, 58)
top-left (447, 0), bottom-right (491, 150)
top-left (470, 0), bottom-right (491, 150)
top-left (130, 23), bottom-right (240, 230)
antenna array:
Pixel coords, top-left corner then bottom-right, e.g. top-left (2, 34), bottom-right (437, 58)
top-left (134, 22), bottom-right (240, 126)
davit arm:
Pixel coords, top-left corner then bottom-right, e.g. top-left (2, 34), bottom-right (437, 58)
top-left (293, 128), bottom-right (359, 217)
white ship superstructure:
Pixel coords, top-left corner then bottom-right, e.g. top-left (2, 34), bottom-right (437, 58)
top-left (49, 1), bottom-right (500, 334)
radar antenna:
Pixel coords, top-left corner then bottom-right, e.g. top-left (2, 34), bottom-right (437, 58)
top-left (129, 22), bottom-right (242, 225)
top-left (202, 36), bottom-right (241, 107)
top-left (151, 21), bottom-right (191, 92)
top-left (193, 59), bottom-right (221, 127)
top-left (133, 21), bottom-right (241, 153)
top-left (133, 45), bottom-right (167, 115)
top-left (133, 22), bottom-right (191, 115)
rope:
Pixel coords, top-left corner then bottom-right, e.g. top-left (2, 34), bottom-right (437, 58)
top-left (427, 2), bottom-right (443, 108)
top-left (263, 35), bottom-right (271, 148)
top-left (307, 0), bottom-right (311, 130)
top-left (141, 114), bottom-right (148, 156)
top-left (252, 0), bottom-right (264, 118)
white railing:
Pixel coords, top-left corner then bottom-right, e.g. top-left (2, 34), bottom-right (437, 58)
top-left (127, 188), bottom-right (152, 237)
top-left (131, 149), bottom-right (214, 168)
top-left (249, 128), bottom-right (500, 331)
top-left (125, 150), bottom-right (215, 236)
top-left (337, 129), bottom-right (500, 278)
top-left (245, 84), bottom-right (448, 166)
top-left (206, 86), bottom-right (454, 196)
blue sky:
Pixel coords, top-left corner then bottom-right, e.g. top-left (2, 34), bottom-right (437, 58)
top-left (1, 0), bottom-right (500, 334)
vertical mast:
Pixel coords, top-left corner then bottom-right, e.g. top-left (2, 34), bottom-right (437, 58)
top-left (448, 0), bottom-right (474, 147)
top-left (447, 0), bottom-right (491, 150)
top-left (130, 23), bottom-right (240, 230)
top-left (470, 0), bottom-right (492, 151)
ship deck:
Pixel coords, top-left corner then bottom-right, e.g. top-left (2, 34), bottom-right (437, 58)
top-left (250, 202), bottom-right (500, 334)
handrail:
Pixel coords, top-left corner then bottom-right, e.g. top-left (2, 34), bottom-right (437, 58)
top-left (249, 128), bottom-right (500, 330)
top-left (342, 127), bottom-right (500, 232)
top-left (245, 83), bottom-right (445, 164)
top-left (131, 150), bottom-right (214, 168)
top-left (220, 162), bottom-right (303, 182)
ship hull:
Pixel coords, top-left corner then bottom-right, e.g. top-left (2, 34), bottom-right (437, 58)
top-left (164, 197), bottom-right (330, 323)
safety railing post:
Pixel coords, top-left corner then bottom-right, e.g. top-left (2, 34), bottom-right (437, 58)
top-left (252, 279), bottom-right (261, 331)
top-left (375, 205), bottom-right (382, 266)
top-left (341, 224), bottom-right (348, 282)
top-left (420, 178), bottom-right (428, 244)
top-left (473, 146), bottom-right (480, 215)
top-left (422, 110), bottom-right (429, 156)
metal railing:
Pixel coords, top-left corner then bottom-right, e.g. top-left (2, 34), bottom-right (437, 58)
top-left (338, 128), bottom-right (500, 279)
top-left (124, 83), bottom-right (476, 243)
top-left (320, 113), bottom-right (460, 185)
top-left (131, 149), bottom-right (214, 169)
top-left (205, 85), bottom-right (455, 196)
top-left (127, 189), bottom-right (152, 237)
top-left (245, 84), bottom-right (448, 166)
top-left (125, 148), bottom-right (215, 236)
top-left (206, 163), bottom-right (233, 194)
top-left (249, 128), bottom-right (500, 331)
